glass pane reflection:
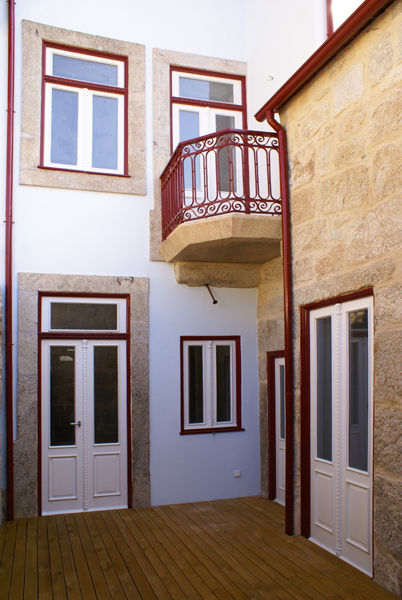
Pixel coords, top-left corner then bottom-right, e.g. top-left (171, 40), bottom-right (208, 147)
top-left (50, 346), bottom-right (75, 446)
top-left (316, 317), bottom-right (332, 461)
top-left (349, 309), bottom-right (369, 471)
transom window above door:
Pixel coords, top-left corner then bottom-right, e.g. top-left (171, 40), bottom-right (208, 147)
top-left (40, 296), bottom-right (128, 333)
top-left (170, 68), bottom-right (246, 151)
top-left (41, 44), bottom-right (127, 174)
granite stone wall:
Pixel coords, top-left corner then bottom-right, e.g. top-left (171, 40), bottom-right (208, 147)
top-left (275, 1), bottom-right (401, 594)
top-left (15, 273), bottom-right (150, 518)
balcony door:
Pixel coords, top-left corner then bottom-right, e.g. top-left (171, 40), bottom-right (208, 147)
top-left (171, 69), bottom-right (245, 200)
top-left (309, 296), bottom-right (373, 574)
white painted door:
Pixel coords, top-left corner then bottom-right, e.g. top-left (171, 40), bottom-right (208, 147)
top-left (274, 357), bottom-right (285, 506)
top-left (41, 339), bottom-right (128, 515)
top-left (310, 297), bottom-right (373, 575)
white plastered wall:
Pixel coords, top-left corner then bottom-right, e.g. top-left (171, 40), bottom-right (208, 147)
top-left (3, 0), bottom-right (324, 506)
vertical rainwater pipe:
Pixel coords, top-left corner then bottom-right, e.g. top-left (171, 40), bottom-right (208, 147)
top-left (266, 110), bottom-right (294, 535)
top-left (5, 0), bottom-right (16, 521)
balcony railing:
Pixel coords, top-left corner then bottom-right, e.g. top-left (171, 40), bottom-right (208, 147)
top-left (160, 129), bottom-right (281, 241)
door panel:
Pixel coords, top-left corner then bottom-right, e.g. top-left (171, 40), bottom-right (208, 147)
top-left (41, 339), bottom-right (127, 514)
top-left (310, 298), bottom-right (373, 575)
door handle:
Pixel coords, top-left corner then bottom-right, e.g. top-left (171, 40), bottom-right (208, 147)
top-left (70, 421), bottom-right (82, 427)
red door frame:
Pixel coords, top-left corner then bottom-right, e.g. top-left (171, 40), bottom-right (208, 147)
top-left (37, 292), bottom-right (132, 515)
top-left (299, 288), bottom-right (373, 537)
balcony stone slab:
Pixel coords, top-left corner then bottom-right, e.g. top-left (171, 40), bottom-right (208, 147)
top-left (159, 213), bottom-right (282, 265)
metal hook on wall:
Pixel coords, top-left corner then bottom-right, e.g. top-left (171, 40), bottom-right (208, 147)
top-left (205, 284), bottom-right (218, 304)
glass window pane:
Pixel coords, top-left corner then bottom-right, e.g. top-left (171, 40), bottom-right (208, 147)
top-left (51, 88), bottom-right (78, 165)
top-left (50, 346), bottom-right (75, 446)
top-left (179, 77), bottom-right (234, 103)
top-left (51, 302), bottom-right (118, 330)
top-left (316, 317), bottom-right (332, 461)
top-left (92, 95), bottom-right (118, 170)
top-left (216, 115), bottom-right (236, 193)
top-left (349, 309), bottom-right (369, 471)
top-left (94, 346), bottom-right (118, 444)
top-left (180, 110), bottom-right (201, 190)
top-left (53, 54), bottom-right (118, 86)
top-left (216, 345), bottom-right (231, 422)
top-left (279, 364), bottom-right (285, 440)
top-left (188, 346), bottom-right (203, 424)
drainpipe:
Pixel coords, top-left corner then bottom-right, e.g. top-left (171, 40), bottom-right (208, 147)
top-left (267, 110), bottom-right (294, 535)
top-left (5, 0), bottom-right (16, 521)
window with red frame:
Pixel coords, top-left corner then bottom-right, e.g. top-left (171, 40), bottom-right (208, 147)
top-left (181, 336), bottom-right (243, 434)
top-left (41, 43), bottom-right (128, 175)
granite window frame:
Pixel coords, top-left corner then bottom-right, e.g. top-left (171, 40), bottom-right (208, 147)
top-left (20, 21), bottom-right (146, 195)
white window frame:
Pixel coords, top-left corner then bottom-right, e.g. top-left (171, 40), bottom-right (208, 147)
top-left (43, 46), bottom-right (126, 174)
top-left (181, 337), bottom-right (241, 433)
top-left (41, 296), bottom-right (127, 334)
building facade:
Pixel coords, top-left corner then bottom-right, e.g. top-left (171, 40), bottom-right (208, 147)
top-left (1, 0), bottom-right (401, 595)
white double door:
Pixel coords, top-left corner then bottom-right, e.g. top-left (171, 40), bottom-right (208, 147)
top-left (310, 297), bottom-right (373, 575)
top-left (41, 339), bottom-right (128, 515)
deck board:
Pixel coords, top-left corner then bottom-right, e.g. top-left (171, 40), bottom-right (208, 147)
top-left (0, 497), bottom-right (399, 599)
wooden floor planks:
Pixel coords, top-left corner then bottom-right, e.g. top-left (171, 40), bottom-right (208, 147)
top-left (0, 497), bottom-right (399, 599)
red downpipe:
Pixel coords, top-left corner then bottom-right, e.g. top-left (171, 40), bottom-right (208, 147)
top-left (5, 0), bottom-right (16, 521)
top-left (266, 110), bottom-right (294, 535)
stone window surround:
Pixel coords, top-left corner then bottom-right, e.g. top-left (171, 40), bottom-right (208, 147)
top-left (15, 273), bottom-right (150, 518)
top-left (150, 48), bottom-right (247, 260)
top-left (20, 21), bottom-right (146, 195)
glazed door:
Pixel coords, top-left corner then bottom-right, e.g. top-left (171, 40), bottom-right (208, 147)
top-left (41, 339), bottom-right (128, 515)
top-left (274, 357), bottom-right (286, 505)
top-left (310, 298), bottom-right (373, 575)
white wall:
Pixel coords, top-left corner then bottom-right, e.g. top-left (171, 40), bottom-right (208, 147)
top-left (2, 0), bottom-right (323, 506)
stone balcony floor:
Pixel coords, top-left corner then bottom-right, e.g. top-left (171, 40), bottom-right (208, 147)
top-left (0, 496), bottom-right (398, 599)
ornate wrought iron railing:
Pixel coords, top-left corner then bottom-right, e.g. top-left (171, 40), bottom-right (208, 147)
top-left (160, 129), bottom-right (281, 241)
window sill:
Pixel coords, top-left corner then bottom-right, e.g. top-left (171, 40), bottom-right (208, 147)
top-left (180, 426), bottom-right (244, 435)
top-left (37, 165), bottom-right (131, 178)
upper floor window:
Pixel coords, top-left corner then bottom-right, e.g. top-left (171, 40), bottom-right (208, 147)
top-left (326, 0), bottom-right (363, 36)
top-left (170, 68), bottom-right (246, 152)
top-left (41, 43), bottom-right (128, 175)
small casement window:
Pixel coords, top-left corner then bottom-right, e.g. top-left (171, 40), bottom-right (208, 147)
top-left (180, 336), bottom-right (242, 434)
top-left (40, 296), bottom-right (128, 333)
top-left (41, 44), bottom-right (127, 174)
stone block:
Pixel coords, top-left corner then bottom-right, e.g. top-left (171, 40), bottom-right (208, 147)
top-left (369, 89), bottom-right (402, 145)
top-left (373, 144), bottom-right (402, 200)
top-left (336, 103), bottom-right (366, 142)
top-left (374, 475), bottom-right (402, 558)
top-left (289, 146), bottom-right (314, 188)
top-left (290, 186), bottom-right (316, 224)
top-left (369, 33), bottom-right (394, 84)
top-left (299, 102), bottom-right (331, 140)
top-left (333, 135), bottom-right (366, 171)
top-left (333, 63), bottom-right (364, 116)
top-left (292, 218), bottom-right (327, 256)
top-left (374, 543), bottom-right (402, 597)
top-left (375, 282), bottom-right (402, 326)
top-left (318, 166), bottom-right (369, 215)
top-left (374, 329), bottom-right (402, 404)
top-left (374, 407), bottom-right (402, 477)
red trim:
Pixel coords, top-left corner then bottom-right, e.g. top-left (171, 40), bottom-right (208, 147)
top-left (37, 293), bottom-right (132, 514)
top-left (170, 66), bottom-right (247, 154)
top-left (180, 336), bottom-right (242, 435)
top-left (255, 0), bottom-right (393, 120)
top-left (5, 0), bottom-right (15, 521)
top-left (326, 0), bottom-right (334, 37)
top-left (40, 42), bottom-right (129, 175)
top-left (37, 166), bottom-right (131, 177)
top-left (299, 288), bottom-right (374, 538)
top-left (44, 41), bottom-right (128, 62)
top-left (267, 351), bottom-right (285, 500)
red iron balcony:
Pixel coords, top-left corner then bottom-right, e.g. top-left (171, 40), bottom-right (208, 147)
top-left (160, 129), bottom-right (281, 241)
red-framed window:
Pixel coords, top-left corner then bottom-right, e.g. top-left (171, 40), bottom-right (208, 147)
top-left (170, 66), bottom-right (247, 153)
top-left (40, 42), bottom-right (129, 175)
top-left (326, 0), bottom-right (364, 37)
top-left (180, 336), bottom-right (243, 434)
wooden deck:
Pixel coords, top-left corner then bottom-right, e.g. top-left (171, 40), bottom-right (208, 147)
top-left (0, 496), bottom-right (398, 599)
